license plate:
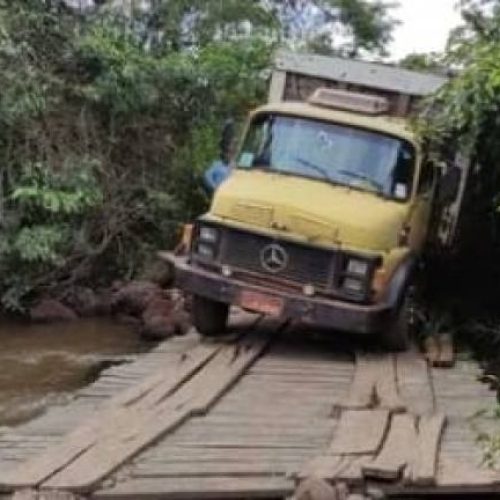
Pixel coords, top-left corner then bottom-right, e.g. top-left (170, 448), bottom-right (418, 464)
top-left (239, 291), bottom-right (284, 316)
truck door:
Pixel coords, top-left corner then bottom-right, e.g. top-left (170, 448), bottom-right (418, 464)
top-left (407, 159), bottom-right (436, 251)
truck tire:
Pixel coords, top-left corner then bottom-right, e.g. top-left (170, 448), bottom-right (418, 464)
top-left (382, 295), bottom-right (410, 352)
top-left (192, 295), bottom-right (229, 337)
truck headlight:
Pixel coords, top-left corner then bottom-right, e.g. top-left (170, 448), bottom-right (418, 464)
top-left (346, 259), bottom-right (369, 276)
top-left (199, 226), bottom-right (219, 244)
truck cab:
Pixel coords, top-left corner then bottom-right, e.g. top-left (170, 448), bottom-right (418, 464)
top-left (167, 52), bottom-right (463, 350)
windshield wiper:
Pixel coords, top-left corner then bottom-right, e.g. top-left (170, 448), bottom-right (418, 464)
top-left (338, 169), bottom-right (384, 194)
top-left (295, 157), bottom-right (335, 183)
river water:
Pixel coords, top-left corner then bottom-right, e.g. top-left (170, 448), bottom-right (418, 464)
top-left (0, 319), bottom-right (147, 428)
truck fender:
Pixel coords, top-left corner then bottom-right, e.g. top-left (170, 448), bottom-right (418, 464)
top-left (383, 254), bottom-right (417, 311)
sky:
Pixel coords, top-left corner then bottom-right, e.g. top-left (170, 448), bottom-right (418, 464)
top-left (388, 0), bottom-right (463, 60)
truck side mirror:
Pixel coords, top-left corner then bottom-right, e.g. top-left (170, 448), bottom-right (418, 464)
top-left (220, 119), bottom-right (235, 164)
top-left (438, 164), bottom-right (461, 206)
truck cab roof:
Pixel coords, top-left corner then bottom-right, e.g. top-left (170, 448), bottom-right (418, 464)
top-left (250, 101), bottom-right (419, 148)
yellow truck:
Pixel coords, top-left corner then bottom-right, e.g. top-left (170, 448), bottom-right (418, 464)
top-left (167, 51), bottom-right (468, 350)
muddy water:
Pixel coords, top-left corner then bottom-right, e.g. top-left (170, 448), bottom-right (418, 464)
top-left (0, 319), bottom-right (147, 427)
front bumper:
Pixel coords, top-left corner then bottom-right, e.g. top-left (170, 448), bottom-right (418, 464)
top-left (162, 253), bottom-right (392, 335)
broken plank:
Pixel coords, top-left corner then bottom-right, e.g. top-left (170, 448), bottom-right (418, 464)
top-left (42, 333), bottom-right (272, 493)
top-left (330, 410), bottom-right (390, 455)
top-left (340, 354), bottom-right (405, 412)
top-left (412, 413), bottom-right (446, 486)
top-left (363, 414), bottom-right (417, 481)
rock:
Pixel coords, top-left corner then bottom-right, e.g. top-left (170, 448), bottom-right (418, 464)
top-left (94, 288), bottom-right (114, 316)
top-left (111, 281), bottom-right (163, 316)
top-left (141, 296), bottom-right (192, 340)
top-left (173, 307), bottom-right (192, 335)
top-left (30, 299), bottom-right (78, 323)
top-left (294, 478), bottom-right (339, 500)
top-left (141, 297), bottom-right (177, 340)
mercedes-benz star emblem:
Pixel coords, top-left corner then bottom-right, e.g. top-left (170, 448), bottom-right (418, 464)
top-left (260, 244), bottom-right (289, 274)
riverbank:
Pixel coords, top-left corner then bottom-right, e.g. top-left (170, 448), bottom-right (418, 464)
top-left (24, 279), bottom-right (191, 342)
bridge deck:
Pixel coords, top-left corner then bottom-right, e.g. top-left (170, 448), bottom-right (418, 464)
top-left (0, 315), bottom-right (499, 499)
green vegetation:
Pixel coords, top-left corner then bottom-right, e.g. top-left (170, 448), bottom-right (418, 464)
top-left (421, 0), bottom-right (500, 212)
top-left (0, 0), bottom-right (396, 312)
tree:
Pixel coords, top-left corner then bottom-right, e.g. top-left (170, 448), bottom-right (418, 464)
top-left (447, 0), bottom-right (500, 61)
top-left (421, 0), bottom-right (500, 248)
top-left (399, 52), bottom-right (446, 73)
top-left (90, 0), bottom-right (397, 57)
top-left (263, 0), bottom-right (397, 56)
top-left (0, 0), bottom-right (397, 312)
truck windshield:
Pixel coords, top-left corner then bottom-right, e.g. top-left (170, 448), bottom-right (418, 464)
top-left (237, 114), bottom-right (416, 201)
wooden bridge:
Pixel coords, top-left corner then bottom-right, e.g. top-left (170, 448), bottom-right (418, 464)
top-left (0, 311), bottom-right (499, 499)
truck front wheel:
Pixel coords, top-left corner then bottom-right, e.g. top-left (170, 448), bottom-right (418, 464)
top-left (381, 295), bottom-right (411, 352)
top-left (192, 295), bottom-right (229, 337)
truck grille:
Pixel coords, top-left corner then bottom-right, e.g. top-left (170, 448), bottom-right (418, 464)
top-left (221, 229), bottom-right (334, 290)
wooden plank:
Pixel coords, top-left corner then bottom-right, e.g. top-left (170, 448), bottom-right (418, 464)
top-left (396, 352), bottom-right (435, 416)
top-left (336, 456), bottom-right (373, 484)
top-left (300, 455), bottom-right (372, 484)
top-left (362, 414), bottom-right (417, 481)
top-left (170, 437), bottom-right (326, 449)
top-left (170, 425), bottom-right (327, 439)
top-left (131, 460), bottom-right (300, 477)
top-left (437, 457), bottom-right (500, 487)
top-left (12, 490), bottom-right (81, 500)
top-left (341, 355), bottom-right (405, 412)
top-left (340, 355), bottom-right (377, 409)
top-left (412, 413), bottom-right (446, 486)
top-left (115, 343), bottom-right (219, 408)
top-left (93, 476), bottom-right (294, 499)
top-left (329, 410), bottom-right (390, 455)
top-left (142, 446), bottom-right (314, 463)
top-left (297, 455), bottom-right (344, 480)
top-left (374, 356), bottom-right (406, 412)
top-left (42, 334), bottom-right (271, 493)
top-left (0, 343), bottom-right (220, 491)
